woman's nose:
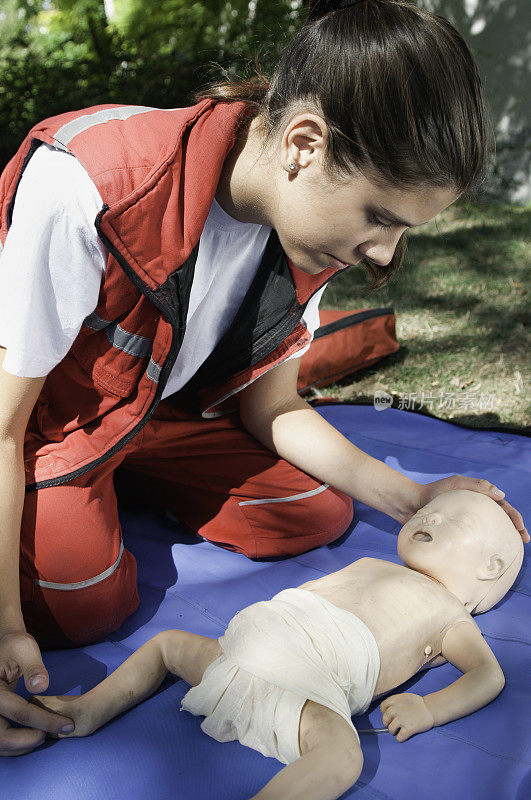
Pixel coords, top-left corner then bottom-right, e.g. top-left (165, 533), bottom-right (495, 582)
top-left (358, 237), bottom-right (400, 267)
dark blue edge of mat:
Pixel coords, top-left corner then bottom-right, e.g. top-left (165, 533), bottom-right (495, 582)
top-left (309, 398), bottom-right (531, 439)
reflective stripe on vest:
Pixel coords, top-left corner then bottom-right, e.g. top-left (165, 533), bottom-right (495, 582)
top-left (84, 311), bottom-right (153, 358)
top-left (35, 540), bottom-right (124, 590)
top-left (53, 106), bottom-right (157, 151)
top-left (83, 311), bottom-right (162, 384)
top-left (146, 357), bottom-right (162, 383)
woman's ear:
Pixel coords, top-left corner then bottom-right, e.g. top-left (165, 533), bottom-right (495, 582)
top-left (476, 554), bottom-right (505, 581)
top-left (283, 113), bottom-right (329, 170)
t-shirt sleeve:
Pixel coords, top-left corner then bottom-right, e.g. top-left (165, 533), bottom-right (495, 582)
top-left (285, 284), bottom-right (326, 361)
top-left (0, 143), bottom-right (107, 377)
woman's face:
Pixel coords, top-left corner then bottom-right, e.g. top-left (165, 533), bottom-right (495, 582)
top-left (264, 113), bottom-right (459, 275)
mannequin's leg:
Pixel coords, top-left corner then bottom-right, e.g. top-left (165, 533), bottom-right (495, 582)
top-left (30, 630), bottom-right (222, 737)
top-left (250, 700), bottom-right (363, 800)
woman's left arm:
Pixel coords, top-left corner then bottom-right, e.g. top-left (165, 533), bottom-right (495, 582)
top-left (238, 359), bottom-right (528, 540)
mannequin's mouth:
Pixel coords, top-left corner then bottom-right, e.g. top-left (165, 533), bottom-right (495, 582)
top-left (411, 530), bottom-right (433, 542)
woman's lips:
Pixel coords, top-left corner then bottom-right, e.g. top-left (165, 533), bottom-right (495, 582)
top-left (327, 254), bottom-right (352, 270)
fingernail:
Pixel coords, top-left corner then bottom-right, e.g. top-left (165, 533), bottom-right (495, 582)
top-left (30, 677), bottom-right (45, 689)
top-left (61, 724), bottom-right (75, 733)
top-left (494, 490), bottom-right (505, 497)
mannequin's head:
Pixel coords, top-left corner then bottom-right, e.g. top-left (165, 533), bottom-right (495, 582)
top-left (397, 490), bottom-right (524, 614)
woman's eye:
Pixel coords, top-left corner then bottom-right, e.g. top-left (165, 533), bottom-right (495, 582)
top-left (369, 214), bottom-right (393, 231)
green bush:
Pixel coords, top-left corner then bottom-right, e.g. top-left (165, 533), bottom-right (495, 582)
top-left (0, 0), bottom-right (302, 170)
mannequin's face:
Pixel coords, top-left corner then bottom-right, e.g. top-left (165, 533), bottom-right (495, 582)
top-left (397, 490), bottom-right (520, 611)
top-left (264, 113), bottom-right (458, 275)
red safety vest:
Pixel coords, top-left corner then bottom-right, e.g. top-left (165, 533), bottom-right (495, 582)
top-left (0, 100), bottom-right (342, 492)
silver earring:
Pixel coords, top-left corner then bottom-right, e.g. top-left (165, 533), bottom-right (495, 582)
top-left (288, 162), bottom-right (298, 172)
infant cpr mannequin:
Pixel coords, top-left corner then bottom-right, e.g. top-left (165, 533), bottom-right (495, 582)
top-left (181, 490), bottom-right (523, 758)
top-left (31, 490), bottom-right (524, 800)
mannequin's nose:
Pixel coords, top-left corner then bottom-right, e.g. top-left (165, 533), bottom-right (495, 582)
top-left (422, 513), bottom-right (442, 526)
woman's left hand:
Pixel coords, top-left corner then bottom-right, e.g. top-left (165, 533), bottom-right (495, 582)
top-left (417, 475), bottom-right (529, 543)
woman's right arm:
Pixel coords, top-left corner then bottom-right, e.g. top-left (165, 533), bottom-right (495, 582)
top-left (0, 346), bottom-right (75, 755)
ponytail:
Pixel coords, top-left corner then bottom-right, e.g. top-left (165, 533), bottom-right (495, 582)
top-left (195, 67), bottom-right (269, 110)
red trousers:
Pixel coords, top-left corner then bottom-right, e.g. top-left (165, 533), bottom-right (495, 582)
top-left (20, 398), bottom-right (353, 648)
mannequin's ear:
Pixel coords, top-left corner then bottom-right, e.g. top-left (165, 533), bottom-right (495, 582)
top-left (476, 555), bottom-right (505, 581)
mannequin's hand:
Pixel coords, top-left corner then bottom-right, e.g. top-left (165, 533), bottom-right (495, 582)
top-left (418, 476), bottom-right (529, 543)
top-left (380, 693), bottom-right (434, 742)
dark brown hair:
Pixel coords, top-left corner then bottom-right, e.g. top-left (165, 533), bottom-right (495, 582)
top-left (196, 0), bottom-right (492, 289)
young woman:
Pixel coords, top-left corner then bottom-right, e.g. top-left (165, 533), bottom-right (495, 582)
top-left (0, 0), bottom-right (526, 756)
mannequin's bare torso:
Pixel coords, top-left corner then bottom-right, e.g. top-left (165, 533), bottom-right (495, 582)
top-left (298, 557), bottom-right (477, 698)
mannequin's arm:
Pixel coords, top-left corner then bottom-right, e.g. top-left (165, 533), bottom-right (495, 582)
top-left (381, 621), bottom-right (505, 742)
top-left (422, 620), bottom-right (505, 726)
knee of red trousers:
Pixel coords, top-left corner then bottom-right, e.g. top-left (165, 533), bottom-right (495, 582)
top-left (198, 485), bottom-right (354, 559)
top-left (21, 548), bottom-right (140, 650)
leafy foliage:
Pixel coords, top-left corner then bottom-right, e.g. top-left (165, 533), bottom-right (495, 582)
top-left (0, 0), bottom-right (305, 169)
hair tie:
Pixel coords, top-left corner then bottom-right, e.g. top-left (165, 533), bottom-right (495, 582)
top-left (307, 0), bottom-right (369, 23)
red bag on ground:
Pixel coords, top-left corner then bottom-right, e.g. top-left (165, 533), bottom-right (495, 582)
top-left (297, 307), bottom-right (399, 393)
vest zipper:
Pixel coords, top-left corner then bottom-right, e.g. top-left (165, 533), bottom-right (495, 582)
top-left (184, 222), bottom-right (344, 398)
top-left (199, 272), bottom-right (332, 394)
top-left (199, 300), bottom-right (304, 390)
top-left (26, 205), bottom-right (183, 492)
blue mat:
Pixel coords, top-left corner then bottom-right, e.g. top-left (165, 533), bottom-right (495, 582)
top-left (3, 405), bottom-right (530, 799)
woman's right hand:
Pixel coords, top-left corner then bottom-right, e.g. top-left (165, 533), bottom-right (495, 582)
top-left (0, 629), bottom-right (74, 755)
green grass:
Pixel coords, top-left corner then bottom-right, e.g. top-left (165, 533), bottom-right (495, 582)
top-left (312, 201), bottom-right (530, 431)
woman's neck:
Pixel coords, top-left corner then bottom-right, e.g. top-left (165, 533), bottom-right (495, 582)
top-left (215, 114), bottom-right (275, 227)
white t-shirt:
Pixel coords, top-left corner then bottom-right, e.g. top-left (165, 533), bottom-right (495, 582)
top-left (0, 143), bottom-right (323, 400)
